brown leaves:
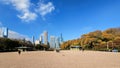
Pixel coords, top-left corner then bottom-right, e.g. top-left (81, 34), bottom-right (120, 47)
top-left (61, 28), bottom-right (120, 50)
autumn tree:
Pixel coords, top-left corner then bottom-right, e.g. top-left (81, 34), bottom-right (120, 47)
top-left (60, 28), bottom-right (120, 51)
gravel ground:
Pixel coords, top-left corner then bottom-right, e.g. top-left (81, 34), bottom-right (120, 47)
top-left (0, 50), bottom-right (120, 68)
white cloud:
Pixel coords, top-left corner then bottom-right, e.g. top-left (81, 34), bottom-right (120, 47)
top-left (35, 2), bottom-right (55, 18)
top-left (18, 11), bottom-right (37, 22)
top-left (1, 0), bottom-right (37, 22)
top-left (10, 0), bottom-right (30, 12)
top-left (9, 0), bottom-right (37, 22)
top-left (1, 0), bottom-right (55, 22)
top-left (0, 27), bottom-right (31, 41)
top-left (8, 30), bottom-right (31, 41)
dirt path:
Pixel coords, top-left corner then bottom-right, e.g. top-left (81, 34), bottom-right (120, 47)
top-left (0, 51), bottom-right (120, 68)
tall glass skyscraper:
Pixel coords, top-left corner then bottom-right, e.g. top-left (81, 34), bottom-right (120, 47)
top-left (43, 31), bottom-right (48, 45)
top-left (0, 28), bottom-right (3, 37)
top-left (32, 36), bottom-right (35, 45)
top-left (60, 33), bottom-right (63, 44)
top-left (50, 36), bottom-right (55, 48)
top-left (39, 35), bottom-right (43, 44)
top-left (2, 27), bottom-right (8, 38)
top-left (55, 37), bottom-right (60, 49)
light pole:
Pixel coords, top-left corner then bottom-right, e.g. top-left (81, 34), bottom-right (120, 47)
top-left (107, 42), bottom-right (109, 50)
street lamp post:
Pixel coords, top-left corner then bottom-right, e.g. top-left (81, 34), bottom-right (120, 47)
top-left (107, 42), bottom-right (109, 50)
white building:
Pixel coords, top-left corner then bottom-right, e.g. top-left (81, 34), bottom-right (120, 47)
top-left (35, 40), bottom-right (40, 45)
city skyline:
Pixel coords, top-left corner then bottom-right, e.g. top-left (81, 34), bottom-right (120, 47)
top-left (35, 30), bottom-right (61, 48)
top-left (0, 26), bottom-right (63, 45)
top-left (0, 0), bottom-right (120, 41)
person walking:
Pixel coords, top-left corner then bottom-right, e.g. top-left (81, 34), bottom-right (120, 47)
top-left (82, 48), bottom-right (84, 52)
top-left (18, 50), bottom-right (21, 55)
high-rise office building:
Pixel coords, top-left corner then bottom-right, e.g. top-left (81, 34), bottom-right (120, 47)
top-left (43, 31), bottom-right (48, 45)
top-left (39, 35), bottom-right (43, 44)
top-left (50, 36), bottom-right (55, 48)
top-left (4, 27), bottom-right (8, 38)
top-left (32, 36), bottom-right (35, 45)
top-left (60, 33), bottom-right (63, 44)
top-left (55, 37), bottom-right (60, 49)
top-left (0, 28), bottom-right (3, 37)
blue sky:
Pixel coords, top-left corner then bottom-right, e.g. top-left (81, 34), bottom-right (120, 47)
top-left (0, 0), bottom-right (120, 41)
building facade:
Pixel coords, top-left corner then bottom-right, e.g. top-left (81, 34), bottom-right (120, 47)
top-left (0, 28), bottom-right (3, 37)
top-left (0, 27), bottom-right (8, 38)
top-left (35, 40), bottom-right (40, 45)
top-left (39, 35), bottom-right (43, 44)
top-left (55, 37), bottom-right (60, 49)
top-left (60, 33), bottom-right (63, 44)
top-left (50, 36), bottom-right (55, 48)
top-left (43, 31), bottom-right (48, 45)
top-left (3, 27), bottom-right (8, 38)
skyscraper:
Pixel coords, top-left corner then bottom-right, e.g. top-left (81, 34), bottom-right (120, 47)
top-left (60, 33), bottom-right (63, 44)
top-left (39, 35), bottom-right (43, 44)
top-left (50, 36), bottom-right (55, 48)
top-left (43, 31), bottom-right (48, 45)
top-left (2, 27), bottom-right (8, 38)
top-left (55, 37), bottom-right (60, 49)
top-left (0, 28), bottom-right (3, 37)
top-left (32, 36), bottom-right (35, 45)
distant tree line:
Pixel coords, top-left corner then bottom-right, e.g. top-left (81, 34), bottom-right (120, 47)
top-left (0, 38), bottom-right (33, 52)
top-left (35, 44), bottom-right (50, 51)
top-left (35, 42), bottom-right (54, 51)
top-left (60, 28), bottom-right (120, 51)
